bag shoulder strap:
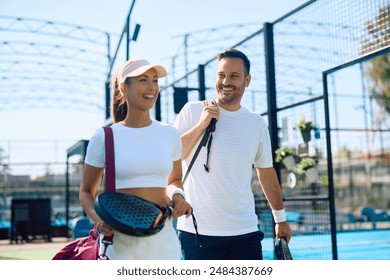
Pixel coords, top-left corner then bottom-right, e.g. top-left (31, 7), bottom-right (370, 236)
top-left (103, 126), bottom-right (115, 192)
top-left (100, 126), bottom-right (115, 257)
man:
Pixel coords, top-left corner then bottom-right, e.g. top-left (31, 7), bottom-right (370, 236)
top-left (173, 48), bottom-right (292, 260)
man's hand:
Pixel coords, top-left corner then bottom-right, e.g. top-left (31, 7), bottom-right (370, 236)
top-left (275, 222), bottom-right (293, 243)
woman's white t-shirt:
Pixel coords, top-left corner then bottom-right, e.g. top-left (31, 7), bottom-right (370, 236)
top-left (85, 121), bottom-right (182, 189)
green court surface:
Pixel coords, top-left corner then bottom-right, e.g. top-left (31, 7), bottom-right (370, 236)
top-left (0, 238), bottom-right (69, 260)
top-left (0, 249), bottom-right (58, 260)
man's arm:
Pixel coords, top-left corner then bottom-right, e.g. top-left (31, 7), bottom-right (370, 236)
top-left (181, 124), bottom-right (206, 160)
top-left (177, 102), bottom-right (219, 159)
top-left (256, 167), bottom-right (293, 242)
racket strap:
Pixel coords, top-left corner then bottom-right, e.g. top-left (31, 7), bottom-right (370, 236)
top-left (182, 130), bottom-right (211, 183)
top-left (182, 105), bottom-right (217, 247)
top-left (183, 100), bottom-right (217, 181)
top-left (190, 212), bottom-right (203, 247)
top-left (203, 133), bottom-right (213, 172)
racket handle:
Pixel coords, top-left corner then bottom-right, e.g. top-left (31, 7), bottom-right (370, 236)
top-left (206, 118), bottom-right (217, 132)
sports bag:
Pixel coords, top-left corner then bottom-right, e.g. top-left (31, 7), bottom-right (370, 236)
top-left (52, 225), bottom-right (112, 260)
top-left (52, 226), bottom-right (99, 260)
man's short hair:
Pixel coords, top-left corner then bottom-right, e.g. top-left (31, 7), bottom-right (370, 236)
top-left (217, 48), bottom-right (251, 76)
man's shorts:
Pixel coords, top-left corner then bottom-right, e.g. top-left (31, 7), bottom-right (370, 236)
top-left (178, 230), bottom-right (264, 260)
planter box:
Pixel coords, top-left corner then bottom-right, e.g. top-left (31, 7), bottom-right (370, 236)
top-left (282, 155), bottom-right (296, 171)
top-left (306, 167), bottom-right (319, 183)
top-left (301, 130), bottom-right (311, 142)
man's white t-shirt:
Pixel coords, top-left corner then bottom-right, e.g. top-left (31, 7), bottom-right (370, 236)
top-left (174, 101), bottom-right (273, 236)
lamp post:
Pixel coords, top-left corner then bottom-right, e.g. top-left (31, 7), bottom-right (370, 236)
top-left (105, 0), bottom-right (140, 123)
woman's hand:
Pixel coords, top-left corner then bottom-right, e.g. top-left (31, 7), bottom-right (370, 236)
top-left (97, 220), bottom-right (114, 237)
top-left (169, 193), bottom-right (192, 218)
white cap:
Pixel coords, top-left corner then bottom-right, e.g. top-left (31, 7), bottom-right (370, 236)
top-left (119, 58), bottom-right (167, 83)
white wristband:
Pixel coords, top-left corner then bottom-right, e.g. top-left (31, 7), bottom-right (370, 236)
top-left (168, 188), bottom-right (186, 201)
top-left (272, 208), bottom-right (287, 223)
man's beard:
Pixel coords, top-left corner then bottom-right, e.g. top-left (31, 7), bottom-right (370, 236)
top-left (218, 88), bottom-right (243, 106)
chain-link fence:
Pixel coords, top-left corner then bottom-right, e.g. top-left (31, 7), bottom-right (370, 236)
top-left (159, 0), bottom-right (390, 259)
top-left (0, 0), bottom-right (389, 259)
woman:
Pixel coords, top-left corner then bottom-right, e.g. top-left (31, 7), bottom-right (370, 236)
top-left (79, 58), bottom-right (191, 260)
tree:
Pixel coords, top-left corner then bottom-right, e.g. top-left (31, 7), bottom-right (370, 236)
top-left (360, 5), bottom-right (390, 122)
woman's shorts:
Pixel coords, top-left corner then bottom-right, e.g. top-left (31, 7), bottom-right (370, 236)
top-left (100, 218), bottom-right (181, 260)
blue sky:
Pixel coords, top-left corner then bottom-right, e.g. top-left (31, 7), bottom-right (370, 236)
top-left (1, 0), bottom-right (309, 66)
top-left (0, 0), bottom-right (309, 163)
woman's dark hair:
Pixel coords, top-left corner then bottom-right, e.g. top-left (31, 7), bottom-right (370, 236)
top-left (217, 48), bottom-right (251, 76)
top-left (110, 60), bottom-right (136, 123)
top-left (110, 73), bottom-right (128, 123)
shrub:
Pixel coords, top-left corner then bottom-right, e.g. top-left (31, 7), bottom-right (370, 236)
top-left (275, 147), bottom-right (295, 163)
top-left (295, 115), bottom-right (314, 132)
top-left (296, 157), bottom-right (316, 174)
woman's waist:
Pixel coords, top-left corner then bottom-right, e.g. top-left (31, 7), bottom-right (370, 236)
top-left (115, 177), bottom-right (168, 190)
top-left (116, 187), bottom-right (168, 208)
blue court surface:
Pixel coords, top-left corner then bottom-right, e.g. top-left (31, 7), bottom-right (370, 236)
top-left (262, 229), bottom-right (390, 260)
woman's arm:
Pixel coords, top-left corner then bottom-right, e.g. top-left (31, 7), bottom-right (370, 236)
top-left (79, 164), bottom-right (113, 236)
top-left (167, 160), bottom-right (191, 217)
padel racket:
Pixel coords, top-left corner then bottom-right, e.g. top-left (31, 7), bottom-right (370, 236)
top-left (95, 192), bottom-right (172, 237)
top-left (274, 236), bottom-right (293, 260)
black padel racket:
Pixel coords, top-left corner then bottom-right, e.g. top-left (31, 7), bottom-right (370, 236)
top-left (274, 236), bottom-right (293, 260)
top-left (95, 192), bottom-right (172, 237)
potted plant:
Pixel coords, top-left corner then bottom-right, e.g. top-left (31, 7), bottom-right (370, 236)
top-left (275, 146), bottom-right (296, 171)
top-left (295, 115), bottom-right (314, 142)
top-left (296, 157), bottom-right (319, 183)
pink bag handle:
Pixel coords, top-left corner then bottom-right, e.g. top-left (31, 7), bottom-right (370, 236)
top-left (99, 126), bottom-right (115, 258)
top-left (103, 126), bottom-right (115, 193)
